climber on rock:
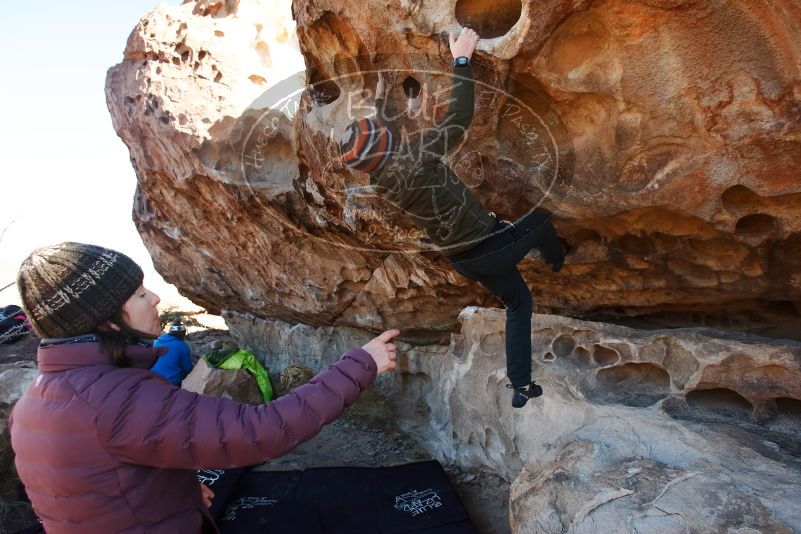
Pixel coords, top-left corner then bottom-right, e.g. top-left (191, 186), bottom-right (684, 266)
top-left (338, 27), bottom-right (567, 408)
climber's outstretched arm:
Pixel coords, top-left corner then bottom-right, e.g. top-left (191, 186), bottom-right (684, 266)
top-left (419, 27), bottom-right (480, 159)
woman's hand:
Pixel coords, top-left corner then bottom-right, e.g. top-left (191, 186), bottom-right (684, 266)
top-left (361, 329), bottom-right (400, 374)
top-left (449, 27), bottom-right (480, 60)
top-left (200, 484), bottom-right (215, 508)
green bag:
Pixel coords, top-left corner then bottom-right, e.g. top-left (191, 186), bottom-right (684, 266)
top-left (204, 348), bottom-right (273, 402)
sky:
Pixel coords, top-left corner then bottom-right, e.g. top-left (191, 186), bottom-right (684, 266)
top-left (0, 0), bottom-right (196, 309)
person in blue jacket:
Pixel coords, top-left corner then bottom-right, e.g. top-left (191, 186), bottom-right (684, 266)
top-left (151, 319), bottom-right (193, 385)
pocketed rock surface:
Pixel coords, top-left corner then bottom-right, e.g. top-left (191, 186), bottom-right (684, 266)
top-left (107, 0), bottom-right (801, 338)
top-left (226, 308), bottom-right (801, 533)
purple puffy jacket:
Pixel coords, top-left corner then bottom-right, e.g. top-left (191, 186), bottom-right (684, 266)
top-left (9, 340), bottom-right (377, 533)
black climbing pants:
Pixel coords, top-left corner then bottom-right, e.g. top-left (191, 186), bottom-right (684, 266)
top-left (448, 210), bottom-right (564, 388)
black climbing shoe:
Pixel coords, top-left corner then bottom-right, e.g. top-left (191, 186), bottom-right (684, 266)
top-left (507, 382), bottom-right (543, 408)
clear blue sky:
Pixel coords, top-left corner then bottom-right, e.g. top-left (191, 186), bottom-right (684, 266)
top-left (0, 1), bottom-right (195, 308)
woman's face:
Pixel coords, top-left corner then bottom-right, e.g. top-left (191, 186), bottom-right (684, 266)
top-left (120, 285), bottom-right (162, 337)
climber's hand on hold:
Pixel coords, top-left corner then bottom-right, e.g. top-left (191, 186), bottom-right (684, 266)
top-left (362, 329), bottom-right (400, 374)
top-left (449, 27), bottom-right (480, 61)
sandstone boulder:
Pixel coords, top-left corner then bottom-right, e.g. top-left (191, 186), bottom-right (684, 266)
top-left (509, 432), bottom-right (800, 533)
top-left (181, 358), bottom-right (264, 404)
top-left (107, 0), bottom-right (801, 338)
top-left (223, 307), bottom-right (801, 532)
top-left (0, 362), bottom-right (38, 472)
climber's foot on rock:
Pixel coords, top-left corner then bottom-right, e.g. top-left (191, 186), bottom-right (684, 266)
top-left (507, 381), bottom-right (543, 408)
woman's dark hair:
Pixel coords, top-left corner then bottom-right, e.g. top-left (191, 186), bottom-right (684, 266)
top-left (94, 307), bottom-right (159, 367)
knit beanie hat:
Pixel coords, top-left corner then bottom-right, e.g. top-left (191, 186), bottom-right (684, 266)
top-left (339, 117), bottom-right (396, 174)
top-left (16, 242), bottom-right (144, 338)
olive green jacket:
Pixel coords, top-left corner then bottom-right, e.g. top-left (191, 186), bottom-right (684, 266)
top-left (371, 63), bottom-right (495, 256)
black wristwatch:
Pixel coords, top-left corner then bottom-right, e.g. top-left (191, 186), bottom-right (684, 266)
top-left (453, 56), bottom-right (470, 67)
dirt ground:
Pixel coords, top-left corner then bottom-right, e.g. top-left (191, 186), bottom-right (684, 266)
top-left (0, 325), bottom-right (510, 534)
